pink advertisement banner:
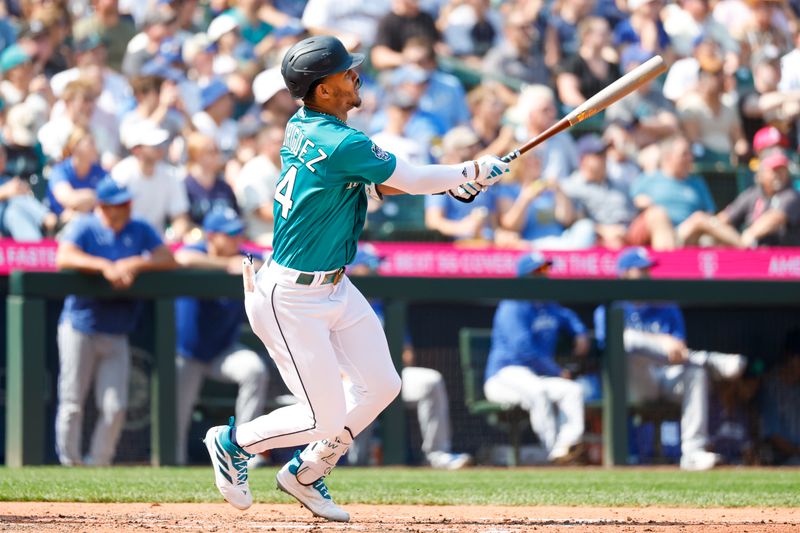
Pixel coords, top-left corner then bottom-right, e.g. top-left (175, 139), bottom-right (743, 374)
top-left (2, 239), bottom-right (800, 280)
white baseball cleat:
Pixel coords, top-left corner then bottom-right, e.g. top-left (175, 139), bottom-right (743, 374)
top-left (276, 451), bottom-right (350, 522)
top-left (204, 418), bottom-right (254, 510)
top-left (427, 451), bottom-right (473, 470)
top-left (680, 450), bottom-right (722, 471)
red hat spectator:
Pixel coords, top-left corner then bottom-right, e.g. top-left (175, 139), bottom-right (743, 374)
top-left (753, 126), bottom-right (789, 154)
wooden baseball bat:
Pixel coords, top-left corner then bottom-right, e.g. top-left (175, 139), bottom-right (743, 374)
top-left (501, 55), bottom-right (667, 163)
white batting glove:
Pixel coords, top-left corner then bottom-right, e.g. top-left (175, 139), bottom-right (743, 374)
top-left (472, 155), bottom-right (510, 187)
top-left (447, 181), bottom-right (484, 202)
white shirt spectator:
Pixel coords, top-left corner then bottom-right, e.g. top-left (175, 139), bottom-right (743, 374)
top-left (662, 4), bottom-right (738, 58)
top-left (234, 154), bottom-right (278, 245)
top-left (663, 57), bottom-right (700, 102)
top-left (50, 68), bottom-right (132, 120)
top-left (301, 0), bottom-right (390, 49)
top-left (779, 48), bottom-right (800, 91)
top-left (111, 156), bottom-right (189, 235)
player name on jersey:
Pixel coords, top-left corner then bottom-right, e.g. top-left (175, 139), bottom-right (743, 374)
top-left (283, 122), bottom-right (328, 173)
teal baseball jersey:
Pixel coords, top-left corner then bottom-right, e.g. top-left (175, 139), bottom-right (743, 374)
top-left (271, 108), bottom-right (398, 272)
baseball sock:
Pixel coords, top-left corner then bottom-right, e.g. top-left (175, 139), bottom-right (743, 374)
top-left (294, 427), bottom-right (354, 485)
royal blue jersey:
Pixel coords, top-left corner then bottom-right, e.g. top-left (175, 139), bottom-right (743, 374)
top-left (593, 302), bottom-right (686, 349)
top-left (59, 214), bottom-right (163, 335)
top-left (485, 300), bottom-right (587, 382)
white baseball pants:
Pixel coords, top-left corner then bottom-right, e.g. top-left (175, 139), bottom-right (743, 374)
top-left (624, 329), bottom-right (710, 456)
top-left (175, 343), bottom-right (269, 465)
top-left (401, 366), bottom-right (453, 457)
top-left (237, 261), bottom-right (401, 454)
top-left (55, 321), bottom-right (130, 466)
top-left (483, 365), bottom-right (585, 458)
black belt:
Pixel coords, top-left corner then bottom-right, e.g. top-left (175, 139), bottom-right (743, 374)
top-left (295, 267), bottom-right (345, 286)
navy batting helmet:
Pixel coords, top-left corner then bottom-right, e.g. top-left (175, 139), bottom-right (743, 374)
top-left (280, 35), bottom-right (364, 100)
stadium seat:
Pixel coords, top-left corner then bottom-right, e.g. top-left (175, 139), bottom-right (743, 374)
top-left (458, 327), bottom-right (528, 466)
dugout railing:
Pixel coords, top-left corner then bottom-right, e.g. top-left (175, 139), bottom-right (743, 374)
top-left (5, 270), bottom-right (800, 467)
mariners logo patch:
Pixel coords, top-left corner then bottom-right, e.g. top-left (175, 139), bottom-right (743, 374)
top-left (372, 143), bottom-right (390, 161)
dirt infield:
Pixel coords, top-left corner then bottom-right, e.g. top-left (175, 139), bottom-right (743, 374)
top-left (1, 503), bottom-right (798, 532)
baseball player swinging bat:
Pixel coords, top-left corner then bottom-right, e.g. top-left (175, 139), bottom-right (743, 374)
top-left (501, 55), bottom-right (667, 163)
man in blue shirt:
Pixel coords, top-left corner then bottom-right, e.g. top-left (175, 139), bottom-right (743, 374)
top-left (54, 178), bottom-right (176, 466)
top-left (594, 247), bottom-right (747, 470)
top-left (174, 209), bottom-right (269, 466)
top-left (484, 252), bottom-right (590, 463)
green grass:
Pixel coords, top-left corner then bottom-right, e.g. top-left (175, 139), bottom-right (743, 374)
top-left (2, 467), bottom-right (799, 507)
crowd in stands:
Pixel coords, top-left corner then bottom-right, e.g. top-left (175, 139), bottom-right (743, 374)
top-left (0, 0), bottom-right (797, 250)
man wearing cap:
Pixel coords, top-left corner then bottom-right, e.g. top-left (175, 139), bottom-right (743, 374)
top-left (594, 247), bottom-right (747, 470)
top-left (484, 252), bottom-right (590, 463)
top-left (192, 79), bottom-right (239, 160)
top-left (54, 177), bottom-right (176, 466)
top-left (564, 134), bottom-right (679, 250)
top-left (73, 0), bottom-right (138, 72)
top-left (679, 150), bottom-right (800, 247)
top-left (111, 121), bottom-right (191, 241)
top-left (252, 66), bottom-right (298, 128)
top-left (174, 208), bottom-right (269, 466)
top-left (203, 34), bottom-right (509, 521)
top-left (0, 43), bottom-right (51, 115)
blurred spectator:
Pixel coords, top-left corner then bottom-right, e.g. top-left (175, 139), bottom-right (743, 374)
top-left (512, 85), bottom-right (578, 182)
top-left (630, 136), bottom-right (716, 245)
top-left (39, 77), bottom-right (121, 169)
top-left (206, 12), bottom-right (255, 77)
top-left (32, 4), bottom-right (72, 78)
top-left (184, 132), bottom-right (239, 227)
top-left (120, 75), bottom-right (189, 149)
top-left (225, 0), bottom-right (273, 48)
top-left (752, 125), bottom-right (791, 158)
top-left (741, 0), bottom-right (792, 65)
top-left (373, 89), bottom-right (432, 165)
top-left (678, 58), bottom-right (747, 165)
top-left (174, 208), bottom-right (269, 466)
top-left (760, 327), bottom-right (800, 465)
top-left (496, 151), bottom-right (595, 250)
top-left (234, 123), bottom-right (283, 246)
top-left (603, 123), bottom-right (642, 188)
top-left (112, 121), bottom-right (191, 241)
top-left (401, 38), bottom-right (470, 132)
top-left (0, 43), bottom-right (51, 113)
top-left (679, 150), bottom-right (800, 247)
top-left (662, 0), bottom-right (738, 58)
top-left (121, 4), bottom-right (177, 78)
top-left (371, 66), bottom-right (445, 154)
top-left (3, 102), bottom-right (47, 192)
top-left (739, 55), bottom-right (800, 154)
top-left (182, 32), bottom-right (217, 88)
top-left (605, 45), bottom-right (680, 148)
top-left (613, 0), bottom-right (671, 55)
top-left (662, 37), bottom-right (725, 103)
top-left (193, 79), bottom-right (239, 160)
top-left (562, 134), bottom-right (665, 249)
top-left (371, 0), bottom-right (441, 70)
top-left (544, 0), bottom-right (597, 69)
top-left (252, 65), bottom-right (299, 127)
top-left (0, 143), bottom-right (55, 241)
top-left (437, 0), bottom-right (501, 62)
top-left (556, 16), bottom-right (620, 110)
top-left (779, 30), bottom-right (800, 92)
top-left (466, 82), bottom-right (514, 155)
top-left (47, 127), bottom-right (107, 225)
top-left (425, 126), bottom-right (497, 240)
top-left (301, 0), bottom-right (390, 51)
top-left (485, 252), bottom-right (590, 464)
top-left (594, 247), bottom-right (747, 471)
top-left (482, 15), bottom-right (550, 85)
top-left (73, 0), bottom-right (138, 72)
top-left (51, 34), bottom-right (132, 122)
top-left (54, 178), bottom-right (176, 466)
